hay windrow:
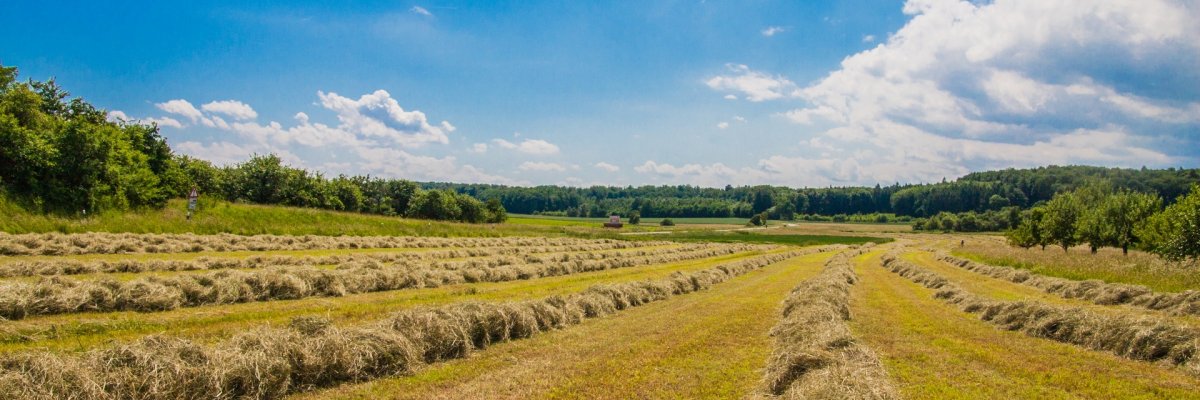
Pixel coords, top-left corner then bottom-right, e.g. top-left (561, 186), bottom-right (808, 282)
top-left (881, 252), bottom-right (1200, 375)
top-left (757, 244), bottom-right (899, 399)
top-left (0, 248), bottom-right (830, 399)
top-left (0, 233), bottom-right (667, 257)
top-left (0, 240), bottom-right (677, 278)
top-left (0, 244), bottom-right (766, 319)
top-left (936, 253), bottom-right (1200, 316)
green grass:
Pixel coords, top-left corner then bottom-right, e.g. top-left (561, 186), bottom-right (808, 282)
top-left (0, 197), bottom-right (609, 239)
top-left (657, 230), bottom-right (891, 246)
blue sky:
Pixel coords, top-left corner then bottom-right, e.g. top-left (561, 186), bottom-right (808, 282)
top-left (3, 1), bottom-right (1197, 187)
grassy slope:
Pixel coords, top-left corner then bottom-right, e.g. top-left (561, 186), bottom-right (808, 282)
top-left (848, 250), bottom-right (1200, 398)
top-left (0, 198), bottom-right (596, 238)
top-left (0, 249), bottom-right (775, 353)
top-left (295, 251), bottom-right (836, 399)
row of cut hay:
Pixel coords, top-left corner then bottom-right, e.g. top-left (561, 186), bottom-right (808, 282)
top-left (0, 232), bottom-right (662, 256)
top-left (757, 244), bottom-right (898, 399)
top-left (0, 244), bottom-right (754, 320)
top-left (0, 240), bottom-right (685, 278)
top-left (881, 252), bottom-right (1200, 375)
top-left (936, 253), bottom-right (1200, 316)
top-left (0, 250), bottom-right (818, 400)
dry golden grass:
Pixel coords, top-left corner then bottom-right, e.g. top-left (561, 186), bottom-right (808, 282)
top-left (757, 245), bottom-right (898, 399)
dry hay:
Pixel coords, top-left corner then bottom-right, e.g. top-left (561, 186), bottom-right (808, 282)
top-left (937, 253), bottom-right (1200, 316)
top-left (0, 249), bottom-right (824, 399)
top-left (758, 244), bottom-right (898, 399)
top-left (881, 252), bottom-right (1200, 375)
top-left (0, 240), bottom-right (677, 278)
top-left (0, 232), bottom-right (664, 256)
top-left (0, 244), bottom-right (762, 319)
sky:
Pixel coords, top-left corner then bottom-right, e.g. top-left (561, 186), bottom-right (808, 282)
top-left (2, 0), bottom-right (1198, 188)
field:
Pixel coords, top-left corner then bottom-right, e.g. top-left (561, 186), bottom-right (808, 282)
top-left (1, 206), bottom-right (1198, 399)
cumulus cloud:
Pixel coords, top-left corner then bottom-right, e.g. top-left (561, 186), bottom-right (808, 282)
top-left (469, 143), bottom-right (488, 153)
top-left (156, 99), bottom-right (203, 123)
top-left (766, 0), bottom-right (1198, 184)
top-left (761, 26), bottom-right (785, 37)
top-left (518, 161), bottom-right (567, 172)
top-left (716, 122), bottom-right (730, 129)
top-left (704, 64), bottom-right (799, 102)
top-left (862, 34), bottom-right (876, 43)
top-left (491, 138), bottom-right (560, 155)
top-left (143, 90), bottom-right (523, 184)
top-left (201, 100), bottom-right (258, 120)
top-left (107, 110), bottom-right (184, 129)
top-left (594, 162), bottom-right (620, 172)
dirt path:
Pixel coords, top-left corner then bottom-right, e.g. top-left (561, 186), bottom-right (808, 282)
top-left (296, 251), bottom-right (839, 399)
top-left (849, 250), bottom-right (1200, 398)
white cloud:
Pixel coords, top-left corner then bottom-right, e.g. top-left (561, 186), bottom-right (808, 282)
top-left (723, 94), bottom-right (737, 100)
top-left (107, 110), bottom-right (184, 129)
top-left (761, 26), bottom-right (785, 37)
top-left (770, 0), bottom-right (1196, 184)
top-left (594, 162), bottom-right (620, 172)
top-left (156, 99), bottom-right (203, 123)
top-left (317, 90), bottom-right (452, 147)
top-left (201, 100), bottom-right (258, 120)
top-left (410, 6), bottom-right (432, 16)
top-left (469, 143), bottom-right (488, 153)
top-left (862, 34), bottom-right (876, 43)
top-left (491, 138), bottom-right (560, 155)
top-left (733, 116), bottom-right (746, 122)
top-left (704, 64), bottom-right (799, 102)
top-left (518, 161), bottom-right (567, 172)
top-left (716, 122), bottom-right (730, 129)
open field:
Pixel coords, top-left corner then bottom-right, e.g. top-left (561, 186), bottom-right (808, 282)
top-left (1, 225), bottom-right (1198, 398)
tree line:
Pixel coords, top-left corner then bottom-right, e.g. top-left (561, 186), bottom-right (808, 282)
top-left (0, 64), bottom-right (505, 223)
top-left (1004, 183), bottom-right (1200, 261)
top-left (427, 166), bottom-right (1199, 220)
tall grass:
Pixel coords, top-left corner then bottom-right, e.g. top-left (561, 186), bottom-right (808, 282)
top-left (0, 250), bottom-right (820, 399)
top-left (881, 252), bottom-right (1200, 374)
top-left (952, 239), bottom-right (1200, 293)
top-left (759, 245), bottom-right (897, 399)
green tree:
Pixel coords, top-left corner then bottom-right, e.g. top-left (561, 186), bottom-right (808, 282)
top-left (1103, 190), bottom-right (1162, 255)
top-left (628, 210), bottom-right (641, 225)
top-left (1041, 192), bottom-right (1083, 252)
top-left (484, 198), bottom-right (507, 223)
top-left (1140, 185), bottom-right (1200, 261)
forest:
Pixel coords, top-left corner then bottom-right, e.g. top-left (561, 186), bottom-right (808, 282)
top-left (427, 166), bottom-right (1200, 220)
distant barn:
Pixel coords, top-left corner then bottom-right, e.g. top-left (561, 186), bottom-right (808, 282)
top-left (603, 215), bottom-right (623, 228)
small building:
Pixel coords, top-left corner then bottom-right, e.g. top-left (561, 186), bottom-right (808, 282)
top-left (603, 215), bottom-right (623, 228)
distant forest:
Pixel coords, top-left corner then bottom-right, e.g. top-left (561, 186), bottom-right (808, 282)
top-left (425, 166), bottom-right (1200, 220)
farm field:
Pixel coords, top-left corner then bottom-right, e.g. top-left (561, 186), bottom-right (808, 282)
top-left (2, 228), bottom-right (1199, 399)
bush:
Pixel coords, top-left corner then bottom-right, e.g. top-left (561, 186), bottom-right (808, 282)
top-left (659, 218), bottom-right (675, 227)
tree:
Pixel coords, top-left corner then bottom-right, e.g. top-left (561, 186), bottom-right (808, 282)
top-left (484, 198), bottom-right (507, 223)
top-left (1103, 190), bottom-right (1161, 255)
top-left (628, 210), bottom-right (641, 225)
top-left (1041, 192), bottom-right (1083, 252)
top-left (1140, 185), bottom-right (1200, 261)
top-left (660, 218), bottom-right (675, 226)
